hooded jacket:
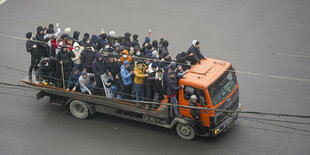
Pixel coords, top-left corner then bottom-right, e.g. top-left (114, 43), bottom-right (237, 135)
top-left (134, 63), bottom-right (148, 84)
top-left (98, 33), bottom-right (109, 50)
top-left (106, 60), bottom-right (122, 77)
top-left (186, 45), bottom-right (205, 64)
top-left (26, 39), bottom-right (40, 56)
top-left (92, 53), bottom-right (106, 78)
top-left (56, 48), bottom-right (75, 70)
top-left (167, 76), bottom-right (182, 96)
top-left (36, 26), bottom-right (51, 57)
top-left (120, 64), bottom-right (133, 86)
top-left (73, 31), bottom-right (80, 43)
top-left (122, 32), bottom-right (131, 49)
top-left (120, 50), bottom-right (132, 64)
top-left (72, 42), bottom-right (83, 64)
top-left (90, 35), bottom-right (98, 50)
top-left (81, 48), bottom-right (95, 69)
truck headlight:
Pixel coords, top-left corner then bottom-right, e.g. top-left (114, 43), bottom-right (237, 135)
top-left (238, 103), bottom-right (242, 111)
top-left (214, 129), bottom-right (219, 135)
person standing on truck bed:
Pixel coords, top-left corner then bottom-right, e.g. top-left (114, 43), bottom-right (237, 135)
top-left (153, 68), bottom-right (164, 106)
top-left (57, 45), bottom-right (76, 88)
top-left (134, 60), bottom-right (148, 101)
top-left (189, 95), bottom-right (205, 134)
top-left (92, 53), bottom-right (106, 96)
top-left (26, 32), bottom-right (41, 81)
top-left (167, 71), bottom-right (184, 117)
top-left (120, 60), bottom-right (134, 99)
top-left (79, 71), bottom-right (96, 95)
top-left (81, 43), bottom-right (95, 73)
top-left (186, 40), bottom-right (205, 64)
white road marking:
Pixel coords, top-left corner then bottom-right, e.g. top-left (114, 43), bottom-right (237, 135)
top-left (0, 0), bottom-right (7, 5)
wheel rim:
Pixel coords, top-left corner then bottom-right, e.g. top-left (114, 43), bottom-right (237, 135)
top-left (75, 104), bottom-right (85, 113)
top-left (180, 125), bottom-right (192, 136)
top-left (70, 100), bottom-right (89, 119)
top-left (176, 123), bottom-right (196, 140)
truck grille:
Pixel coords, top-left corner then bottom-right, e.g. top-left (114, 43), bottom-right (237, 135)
top-left (214, 88), bottom-right (239, 125)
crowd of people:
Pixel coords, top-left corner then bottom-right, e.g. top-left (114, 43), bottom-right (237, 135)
top-left (25, 23), bottom-right (205, 114)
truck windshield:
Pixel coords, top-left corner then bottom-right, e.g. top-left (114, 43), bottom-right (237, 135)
top-left (208, 66), bottom-right (236, 106)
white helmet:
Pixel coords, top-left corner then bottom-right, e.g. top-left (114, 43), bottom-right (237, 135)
top-left (191, 95), bottom-right (197, 100)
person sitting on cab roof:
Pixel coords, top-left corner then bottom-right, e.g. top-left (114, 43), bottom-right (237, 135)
top-left (79, 71), bottom-right (96, 95)
top-left (134, 60), bottom-right (148, 101)
top-left (186, 40), bottom-right (205, 64)
top-left (167, 71), bottom-right (184, 117)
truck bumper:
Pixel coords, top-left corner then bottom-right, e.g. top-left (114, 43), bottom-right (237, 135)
top-left (202, 103), bottom-right (241, 137)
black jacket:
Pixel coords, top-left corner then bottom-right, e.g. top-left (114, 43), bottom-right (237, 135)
top-left (56, 49), bottom-right (75, 70)
top-left (36, 26), bottom-right (50, 57)
top-left (26, 40), bottom-right (40, 56)
top-left (106, 61), bottom-right (122, 77)
top-left (107, 36), bottom-right (117, 48)
top-left (167, 77), bottom-right (182, 96)
top-left (73, 31), bottom-right (80, 43)
top-left (146, 71), bottom-right (156, 86)
top-left (81, 49), bottom-right (95, 69)
top-left (92, 53), bottom-right (106, 77)
top-left (122, 32), bottom-right (131, 50)
top-left (36, 59), bottom-right (54, 81)
top-left (186, 45), bottom-right (205, 64)
top-left (90, 35), bottom-right (99, 50)
top-left (189, 100), bottom-right (200, 119)
top-left (153, 77), bottom-right (164, 100)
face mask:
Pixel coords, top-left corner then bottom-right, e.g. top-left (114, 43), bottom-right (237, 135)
top-left (105, 45), bottom-right (110, 49)
top-left (75, 47), bottom-right (79, 51)
top-left (156, 56), bottom-right (159, 58)
top-left (44, 62), bottom-right (48, 67)
top-left (136, 52), bottom-right (140, 56)
top-left (123, 55), bottom-right (127, 58)
top-left (146, 62), bottom-right (150, 65)
top-left (138, 66), bottom-right (142, 69)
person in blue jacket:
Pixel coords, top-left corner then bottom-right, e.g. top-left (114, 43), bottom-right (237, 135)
top-left (120, 60), bottom-right (134, 99)
top-left (66, 67), bottom-right (81, 91)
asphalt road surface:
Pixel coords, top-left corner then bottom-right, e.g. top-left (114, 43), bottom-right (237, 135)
top-left (0, 0), bottom-right (310, 154)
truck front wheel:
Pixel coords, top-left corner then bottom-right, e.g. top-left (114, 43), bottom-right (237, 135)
top-left (69, 100), bottom-right (89, 119)
top-left (176, 123), bottom-right (196, 140)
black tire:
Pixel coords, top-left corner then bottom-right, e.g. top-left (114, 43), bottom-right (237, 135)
top-left (176, 123), bottom-right (196, 140)
top-left (69, 100), bottom-right (89, 119)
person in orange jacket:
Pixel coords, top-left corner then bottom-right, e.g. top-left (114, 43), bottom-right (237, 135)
top-left (120, 49), bottom-right (132, 64)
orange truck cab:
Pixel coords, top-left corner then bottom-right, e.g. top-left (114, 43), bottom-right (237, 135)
top-left (177, 58), bottom-right (240, 138)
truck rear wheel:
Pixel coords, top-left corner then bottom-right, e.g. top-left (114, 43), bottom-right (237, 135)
top-left (69, 100), bottom-right (89, 119)
top-left (176, 123), bottom-right (196, 140)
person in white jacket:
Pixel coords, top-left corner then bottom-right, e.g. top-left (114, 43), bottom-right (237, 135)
top-left (71, 42), bottom-right (83, 70)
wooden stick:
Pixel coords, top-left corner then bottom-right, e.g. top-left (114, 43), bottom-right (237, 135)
top-left (61, 63), bottom-right (65, 89)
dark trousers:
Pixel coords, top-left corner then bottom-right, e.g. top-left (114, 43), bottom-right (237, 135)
top-left (122, 84), bottom-right (132, 99)
top-left (29, 54), bottom-right (41, 74)
top-left (146, 85), bottom-right (154, 101)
